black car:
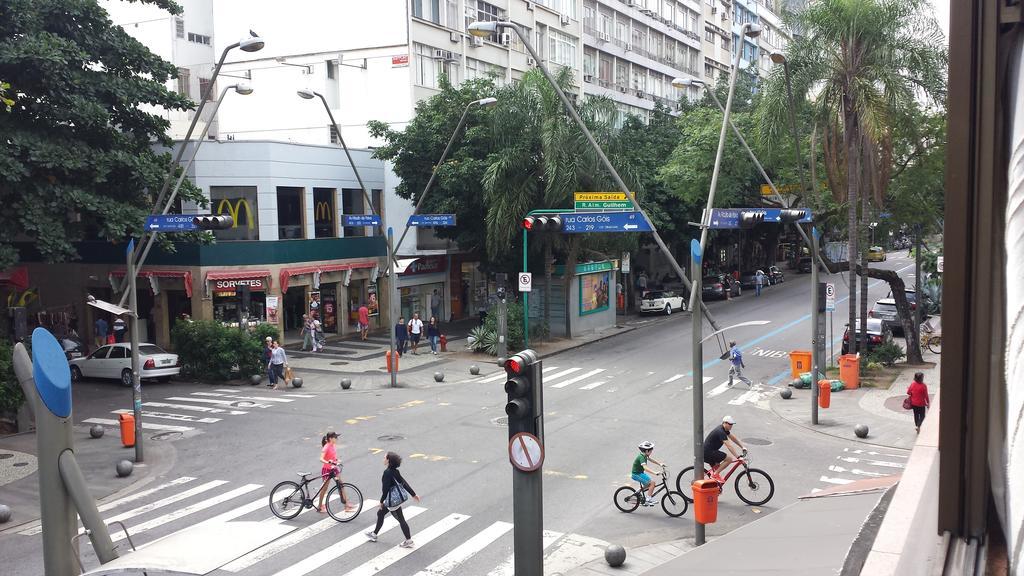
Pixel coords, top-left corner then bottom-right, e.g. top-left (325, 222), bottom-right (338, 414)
top-left (798, 257), bottom-right (813, 273)
top-left (701, 274), bottom-right (741, 300)
top-left (739, 271), bottom-right (759, 289)
top-left (767, 265), bottom-right (785, 285)
top-left (841, 318), bottom-right (894, 354)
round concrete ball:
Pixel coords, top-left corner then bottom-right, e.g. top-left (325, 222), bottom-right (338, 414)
top-left (340, 378), bottom-right (352, 390)
top-left (469, 365), bottom-right (480, 375)
top-left (496, 356), bottom-right (507, 367)
top-left (791, 378), bottom-right (802, 388)
top-left (433, 372), bottom-right (445, 383)
top-left (605, 544), bottom-right (626, 567)
top-left (291, 377), bottom-right (303, 388)
top-left (854, 424), bottom-right (869, 439)
top-left (89, 424), bottom-right (105, 439)
top-left (250, 374), bottom-right (262, 386)
top-left (116, 460), bottom-right (133, 478)
top-left (780, 388), bottom-right (793, 400)
top-left (0, 504), bottom-right (12, 524)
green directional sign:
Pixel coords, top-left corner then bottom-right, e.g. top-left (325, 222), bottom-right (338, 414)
top-left (575, 200), bottom-right (633, 209)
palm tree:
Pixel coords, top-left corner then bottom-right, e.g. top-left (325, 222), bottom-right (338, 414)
top-left (758, 0), bottom-right (945, 355)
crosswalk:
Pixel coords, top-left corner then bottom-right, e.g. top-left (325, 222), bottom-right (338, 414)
top-left (15, 476), bottom-right (608, 576)
top-left (81, 389), bottom-right (317, 436)
top-left (813, 446), bottom-right (908, 491)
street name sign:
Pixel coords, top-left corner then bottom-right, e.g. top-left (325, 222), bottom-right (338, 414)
top-left (825, 283), bottom-right (836, 311)
top-left (408, 214), bottom-right (456, 227)
top-left (708, 208), bottom-right (814, 229)
top-left (518, 272), bottom-right (533, 292)
top-left (560, 211), bottom-right (652, 233)
top-left (937, 256), bottom-right (944, 273)
top-left (145, 215), bottom-right (197, 232)
top-left (574, 191), bottom-right (634, 210)
top-left (343, 214), bottom-right (381, 227)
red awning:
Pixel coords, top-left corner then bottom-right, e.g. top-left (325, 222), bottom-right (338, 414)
top-left (205, 269), bottom-right (272, 282)
top-left (109, 269), bottom-right (193, 298)
top-left (279, 260), bottom-right (377, 293)
top-left (0, 266), bottom-right (29, 291)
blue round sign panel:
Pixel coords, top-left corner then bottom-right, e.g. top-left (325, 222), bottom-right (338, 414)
top-left (32, 327), bottom-right (72, 418)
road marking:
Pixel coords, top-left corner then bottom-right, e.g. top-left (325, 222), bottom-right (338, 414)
top-left (836, 456), bottom-right (905, 469)
top-left (112, 409), bottom-right (220, 424)
top-left (819, 476), bottom-right (855, 485)
top-left (579, 380), bottom-right (608, 390)
top-left (480, 372), bottom-right (509, 383)
top-left (271, 506), bottom-right (427, 576)
top-left (82, 418), bottom-right (193, 433)
top-left (282, 394), bottom-right (316, 398)
top-left (488, 530), bottom-right (564, 576)
top-left (165, 396), bottom-right (272, 409)
top-left (551, 369), bottom-right (605, 389)
top-left (110, 483), bottom-right (262, 543)
top-left (143, 401), bottom-right (248, 415)
top-left (663, 374), bottom-right (686, 383)
top-left (828, 465), bottom-right (888, 478)
top-left (413, 520), bottom-right (514, 576)
top-left (706, 380), bottom-right (732, 398)
top-left (191, 392), bottom-right (294, 403)
top-left (544, 367), bottom-right (583, 382)
top-left (843, 448), bottom-right (908, 459)
top-left (343, 513), bottom-right (470, 576)
top-left (541, 366), bottom-right (561, 374)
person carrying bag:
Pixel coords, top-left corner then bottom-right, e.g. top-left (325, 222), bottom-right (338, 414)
top-left (365, 451), bottom-right (420, 548)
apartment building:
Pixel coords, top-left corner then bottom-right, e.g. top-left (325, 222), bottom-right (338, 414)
top-left (755, 1), bottom-right (787, 78)
top-left (701, 0), bottom-right (733, 83)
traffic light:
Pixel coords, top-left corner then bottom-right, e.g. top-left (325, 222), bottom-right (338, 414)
top-left (504, 350), bottom-right (542, 438)
top-left (739, 211), bottom-right (765, 229)
top-left (522, 215), bottom-right (563, 232)
top-left (779, 209), bottom-right (808, 223)
top-left (192, 215), bottom-right (234, 230)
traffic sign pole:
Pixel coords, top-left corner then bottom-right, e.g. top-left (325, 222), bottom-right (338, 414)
top-left (811, 228), bottom-right (820, 425)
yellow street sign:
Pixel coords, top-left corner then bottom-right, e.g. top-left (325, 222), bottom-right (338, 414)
top-left (760, 183), bottom-right (802, 196)
top-left (574, 192), bottom-right (635, 201)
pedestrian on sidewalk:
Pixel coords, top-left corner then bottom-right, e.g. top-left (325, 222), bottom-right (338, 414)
top-left (430, 289), bottom-right (441, 322)
top-left (727, 341), bottom-right (753, 387)
top-left (638, 270), bottom-right (648, 298)
top-left (311, 316), bottom-right (324, 352)
top-left (112, 316), bottom-right (127, 343)
top-left (268, 340), bottom-right (288, 388)
top-left (395, 316), bottom-right (408, 357)
top-left (755, 270), bottom-right (765, 297)
top-left (907, 371), bottom-right (930, 433)
top-left (365, 451), bottom-right (420, 549)
top-left (94, 316), bottom-right (108, 348)
top-left (262, 336), bottom-right (273, 383)
top-left (358, 304), bottom-right (370, 341)
top-left (300, 314), bottom-right (312, 351)
top-left (427, 316), bottom-right (441, 355)
top-left (408, 312), bottom-right (423, 355)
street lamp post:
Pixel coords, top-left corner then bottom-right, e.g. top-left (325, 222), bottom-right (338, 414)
top-left (467, 20), bottom-right (722, 332)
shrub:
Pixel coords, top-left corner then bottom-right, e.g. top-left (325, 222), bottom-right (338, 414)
top-left (467, 326), bottom-right (497, 355)
top-left (482, 300), bottom-right (525, 351)
top-left (171, 320), bottom-right (268, 380)
top-left (0, 340), bottom-right (25, 415)
top-left (865, 341), bottom-right (906, 367)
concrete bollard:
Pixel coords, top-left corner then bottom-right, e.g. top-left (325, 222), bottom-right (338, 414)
top-left (89, 425), bottom-right (105, 439)
top-left (605, 544), bottom-right (626, 567)
top-left (250, 374), bottom-right (262, 386)
top-left (116, 460), bottom-right (133, 478)
top-left (340, 378), bottom-right (352, 390)
top-left (854, 424), bottom-right (869, 439)
top-left (0, 504), bottom-right (11, 523)
top-left (780, 388), bottom-right (792, 400)
top-left (469, 365), bottom-right (480, 375)
top-left (291, 377), bottom-right (303, 388)
top-left (496, 356), bottom-right (507, 367)
top-left (433, 372), bottom-right (445, 382)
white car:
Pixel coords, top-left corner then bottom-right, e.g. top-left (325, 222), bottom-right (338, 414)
top-left (70, 343), bottom-right (180, 386)
top-left (640, 290), bottom-right (687, 315)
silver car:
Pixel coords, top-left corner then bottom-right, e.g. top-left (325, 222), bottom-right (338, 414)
top-left (70, 343), bottom-right (180, 386)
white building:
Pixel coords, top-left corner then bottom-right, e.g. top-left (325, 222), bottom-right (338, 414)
top-left (702, 0), bottom-right (733, 84)
top-left (755, 1), bottom-right (788, 78)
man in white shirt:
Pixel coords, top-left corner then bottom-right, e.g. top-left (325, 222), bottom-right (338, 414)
top-left (407, 313), bottom-right (424, 355)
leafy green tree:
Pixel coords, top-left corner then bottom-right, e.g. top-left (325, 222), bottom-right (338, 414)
top-left (0, 0), bottom-right (203, 268)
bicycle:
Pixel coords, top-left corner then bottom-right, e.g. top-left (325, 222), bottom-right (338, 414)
top-left (674, 453), bottom-right (775, 506)
top-left (613, 465), bottom-right (689, 517)
top-left (269, 469), bottom-right (363, 522)
top-left (920, 322), bottom-right (941, 354)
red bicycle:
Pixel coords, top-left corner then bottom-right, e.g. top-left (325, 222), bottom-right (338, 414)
top-left (674, 453), bottom-right (774, 506)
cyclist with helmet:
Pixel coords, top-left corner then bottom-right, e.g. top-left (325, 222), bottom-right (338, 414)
top-left (704, 415), bottom-right (746, 482)
top-left (631, 441), bottom-right (664, 506)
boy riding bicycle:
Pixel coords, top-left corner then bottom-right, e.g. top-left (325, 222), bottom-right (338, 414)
top-left (631, 441), bottom-right (664, 506)
top-left (703, 415), bottom-right (747, 482)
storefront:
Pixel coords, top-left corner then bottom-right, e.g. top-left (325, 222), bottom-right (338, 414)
top-left (278, 260), bottom-right (380, 335)
top-left (397, 255), bottom-right (448, 322)
top-left (450, 255), bottom-right (484, 321)
top-left (206, 270), bottom-right (270, 328)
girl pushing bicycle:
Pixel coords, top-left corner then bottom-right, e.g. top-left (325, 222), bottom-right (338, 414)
top-left (317, 432), bottom-right (356, 514)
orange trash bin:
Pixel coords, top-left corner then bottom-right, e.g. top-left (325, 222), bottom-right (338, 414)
top-left (119, 413), bottom-right (135, 447)
top-left (692, 479), bottom-right (720, 524)
top-left (385, 350), bottom-right (399, 373)
top-left (818, 380), bottom-right (831, 409)
top-left (839, 354), bottom-right (860, 389)
top-left (788, 350), bottom-right (812, 379)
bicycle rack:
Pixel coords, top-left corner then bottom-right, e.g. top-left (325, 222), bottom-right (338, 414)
top-left (71, 521), bottom-right (146, 576)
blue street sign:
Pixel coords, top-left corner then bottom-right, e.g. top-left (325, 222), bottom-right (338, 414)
top-left (145, 215), bottom-right (197, 232)
top-left (343, 214), bottom-right (381, 227)
top-left (708, 208), bottom-right (814, 229)
top-left (878, 212), bottom-right (892, 219)
top-left (408, 214), bottom-right (456, 227)
top-left (560, 211), bottom-right (652, 233)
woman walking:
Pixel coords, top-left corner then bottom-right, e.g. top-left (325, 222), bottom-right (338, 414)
top-left (907, 371), bottom-right (930, 433)
top-left (365, 451), bottom-right (420, 548)
top-left (427, 316), bottom-right (441, 355)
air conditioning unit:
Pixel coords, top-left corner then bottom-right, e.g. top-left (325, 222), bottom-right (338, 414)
top-left (526, 56), bottom-right (537, 66)
top-left (635, 89), bottom-right (645, 98)
top-left (526, 0), bottom-right (534, 10)
top-left (501, 32), bottom-right (513, 46)
top-left (433, 49), bottom-right (454, 60)
top-left (625, 43), bottom-right (633, 51)
top-left (598, 32), bottom-right (609, 42)
top-left (560, 13), bottom-right (570, 25)
top-left (450, 31), bottom-right (461, 43)
top-left (711, 6), bottom-right (717, 14)
top-left (618, 85), bottom-right (627, 93)
top-left (584, 74), bottom-right (594, 82)
top-left (471, 36), bottom-right (484, 47)
top-left (641, 9), bottom-right (654, 17)
top-left (627, 1), bottom-right (636, 7)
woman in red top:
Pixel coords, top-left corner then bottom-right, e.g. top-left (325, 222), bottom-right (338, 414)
top-left (907, 371), bottom-right (930, 433)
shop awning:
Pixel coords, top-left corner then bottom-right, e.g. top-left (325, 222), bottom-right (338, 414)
top-left (279, 260), bottom-right (378, 293)
top-left (0, 266), bottom-right (29, 291)
top-left (205, 269), bottom-right (271, 283)
top-left (109, 269), bottom-right (193, 298)
top-left (394, 258), bottom-right (419, 275)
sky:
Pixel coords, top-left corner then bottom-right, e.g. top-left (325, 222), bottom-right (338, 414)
top-left (934, 0), bottom-right (950, 40)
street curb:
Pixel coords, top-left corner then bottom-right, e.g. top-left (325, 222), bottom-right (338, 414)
top-left (768, 391), bottom-right (913, 451)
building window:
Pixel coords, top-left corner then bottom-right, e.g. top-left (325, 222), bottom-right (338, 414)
top-left (176, 67), bottom-right (190, 98)
top-left (175, 17), bottom-right (184, 38)
top-left (329, 124), bottom-right (340, 144)
top-left (413, 43), bottom-right (460, 89)
top-left (705, 28), bottom-right (714, 42)
top-left (600, 55), bottom-right (614, 84)
top-left (210, 186), bottom-right (259, 241)
top-left (466, 0), bottom-right (502, 42)
top-left (615, 60), bottom-right (628, 88)
top-left (326, 60), bottom-right (336, 79)
top-left (276, 187), bottom-right (305, 240)
top-left (705, 63), bottom-right (715, 79)
top-left (583, 50), bottom-right (596, 78)
top-left (535, 0), bottom-right (577, 17)
top-left (198, 78), bottom-right (214, 101)
top-left (583, 2), bottom-right (596, 32)
top-left (313, 188), bottom-right (336, 238)
top-left (187, 32), bottom-right (211, 45)
top-left (412, 0), bottom-right (442, 24)
top-left (600, 10), bottom-right (613, 36)
top-left (547, 28), bottom-right (577, 67)
top-left (342, 189), bottom-right (366, 237)
top-left (446, 0), bottom-right (458, 28)
top-left (466, 57), bottom-right (504, 84)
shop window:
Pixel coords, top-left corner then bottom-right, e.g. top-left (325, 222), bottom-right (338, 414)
top-left (210, 186), bottom-right (259, 240)
top-left (314, 188), bottom-right (336, 238)
top-left (342, 188), bottom-right (366, 237)
top-left (277, 187), bottom-right (305, 239)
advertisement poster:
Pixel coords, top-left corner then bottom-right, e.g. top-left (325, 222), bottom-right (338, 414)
top-left (322, 286), bottom-right (337, 333)
top-left (265, 296), bottom-right (279, 324)
top-left (580, 271), bottom-right (611, 315)
top-left (367, 284), bottom-right (379, 317)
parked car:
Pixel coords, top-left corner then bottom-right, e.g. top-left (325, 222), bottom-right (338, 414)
top-left (640, 290), bottom-right (687, 315)
top-left (738, 271), bottom-right (760, 289)
top-left (767, 266), bottom-right (785, 285)
top-left (867, 246), bottom-right (887, 262)
top-left (868, 299), bottom-right (902, 333)
top-left (69, 343), bottom-right (179, 386)
top-left (798, 256), bottom-right (813, 273)
top-left (886, 288), bottom-right (933, 313)
top-left (841, 318), bottom-right (894, 354)
top-left (701, 274), bottom-right (741, 300)
top-left (60, 333), bottom-right (87, 361)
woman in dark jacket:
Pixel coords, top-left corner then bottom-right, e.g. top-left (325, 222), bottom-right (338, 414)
top-left (365, 451), bottom-right (420, 548)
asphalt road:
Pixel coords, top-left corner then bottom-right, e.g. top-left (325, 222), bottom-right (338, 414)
top-left (0, 254), bottom-right (918, 576)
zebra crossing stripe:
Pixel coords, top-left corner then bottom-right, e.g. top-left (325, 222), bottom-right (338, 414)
top-left (488, 530), bottom-right (564, 576)
top-left (579, 380), bottom-right (608, 391)
top-left (836, 456), bottom-right (905, 469)
top-left (110, 483), bottom-right (262, 543)
top-left (282, 394), bottom-right (316, 398)
top-left (544, 368), bottom-right (583, 382)
top-left (112, 409), bottom-right (220, 424)
top-left (271, 506), bottom-right (427, 576)
top-left (727, 385), bottom-right (765, 406)
top-left (551, 369), bottom-right (605, 389)
top-left (843, 447), bottom-right (909, 459)
top-left (413, 521), bottom-right (514, 576)
top-left (82, 418), bottom-right (193, 433)
top-left (706, 381), bottom-right (732, 398)
top-left (819, 476), bottom-right (855, 485)
top-left (342, 513), bottom-right (470, 576)
top-left (663, 374), bottom-right (686, 383)
top-left (479, 372), bottom-right (509, 384)
top-left (143, 401), bottom-right (248, 415)
top-left (165, 396), bottom-right (272, 409)
top-left (541, 366), bottom-right (561, 374)
top-left (191, 392), bottom-right (294, 403)
top-left (828, 465), bottom-right (888, 478)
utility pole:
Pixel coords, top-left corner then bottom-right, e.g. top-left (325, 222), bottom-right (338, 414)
top-left (126, 240), bottom-right (143, 463)
top-left (810, 228), bottom-right (821, 425)
top-left (690, 239), bottom-right (706, 546)
top-left (388, 228), bottom-right (397, 388)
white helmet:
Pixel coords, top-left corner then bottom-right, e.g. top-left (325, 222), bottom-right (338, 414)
top-left (638, 440), bottom-right (654, 451)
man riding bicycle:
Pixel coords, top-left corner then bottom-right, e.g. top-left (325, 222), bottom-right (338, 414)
top-left (631, 441), bottom-right (664, 506)
top-left (703, 415), bottom-right (746, 482)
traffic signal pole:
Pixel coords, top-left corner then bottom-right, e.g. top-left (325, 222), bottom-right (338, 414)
top-left (503, 350), bottom-right (544, 575)
top-left (811, 228), bottom-right (821, 425)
